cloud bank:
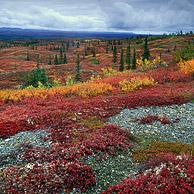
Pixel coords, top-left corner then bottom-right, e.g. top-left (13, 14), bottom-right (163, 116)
top-left (0, 0), bottom-right (193, 33)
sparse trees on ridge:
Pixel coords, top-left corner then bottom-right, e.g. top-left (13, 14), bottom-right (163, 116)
top-left (132, 48), bottom-right (137, 70)
top-left (126, 44), bottom-right (131, 70)
top-left (119, 49), bottom-right (124, 71)
top-left (75, 54), bottom-right (81, 82)
top-left (142, 37), bottom-right (150, 62)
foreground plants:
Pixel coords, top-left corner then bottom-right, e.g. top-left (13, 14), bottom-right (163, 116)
top-left (119, 76), bottom-right (155, 92)
top-left (2, 160), bottom-right (96, 193)
top-left (102, 154), bottom-right (194, 194)
top-left (0, 82), bottom-right (113, 102)
top-left (0, 125), bottom-right (134, 193)
top-left (137, 56), bottom-right (167, 72)
top-left (178, 59), bottom-right (194, 75)
top-left (0, 63), bottom-right (193, 193)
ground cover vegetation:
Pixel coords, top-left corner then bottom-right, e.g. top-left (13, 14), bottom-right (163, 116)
top-left (0, 32), bottom-right (193, 193)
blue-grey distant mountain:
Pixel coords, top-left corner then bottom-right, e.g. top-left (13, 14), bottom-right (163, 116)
top-left (0, 27), bottom-right (140, 40)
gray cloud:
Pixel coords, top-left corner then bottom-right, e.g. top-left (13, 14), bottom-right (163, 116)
top-left (0, 0), bottom-right (193, 33)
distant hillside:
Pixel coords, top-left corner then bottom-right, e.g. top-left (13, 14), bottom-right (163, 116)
top-left (0, 28), bottom-right (139, 40)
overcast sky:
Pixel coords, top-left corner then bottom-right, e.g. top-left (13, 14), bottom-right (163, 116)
top-left (0, 0), bottom-right (194, 34)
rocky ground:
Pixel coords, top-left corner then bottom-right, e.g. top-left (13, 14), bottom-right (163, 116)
top-left (107, 103), bottom-right (194, 144)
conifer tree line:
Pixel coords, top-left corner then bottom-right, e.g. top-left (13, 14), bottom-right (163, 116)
top-left (111, 36), bottom-right (149, 71)
top-left (75, 54), bottom-right (81, 82)
top-left (142, 36), bottom-right (150, 61)
top-left (119, 49), bottom-right (124, 71)
top-left (48, 47), bottom-right (68, 65)
top-left (112, 42), bottom-right (137, 72)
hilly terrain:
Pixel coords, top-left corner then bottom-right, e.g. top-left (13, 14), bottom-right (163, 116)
top-left (0, 32), bottom-right (193, 194)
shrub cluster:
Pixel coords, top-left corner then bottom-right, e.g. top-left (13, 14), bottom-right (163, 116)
top-left (137, 56), bottom-right (167, 72)
top-left (138, 115), bottom-right (171, 125)
top-left (0, 82), bottom-right (113, 102)
top-left (0, 81), bottom-right (192, 137)
top-left (2, 160), bottom-right (96, 193)
top-left (119, 76), bottom-right (155, 92)
top-left (178, 59), bottom-right (194, 75)
top-left (102, 154), bottom-right (194, 194)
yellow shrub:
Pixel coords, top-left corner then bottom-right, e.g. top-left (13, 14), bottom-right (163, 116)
top-left (119, 76), bottom-right (155, 92)
top-left (0, 82), bottom-right (113, 102)
top-left (65, 75), bottom-right (75, 86)
top-left (70, 82), bottom-right (113, 98)
top-left (137, 59), bottom-right (154, 71)
top-left (178, 59), bottom-right (194, 74)
top-left (137, 57), bottom-right (167, 71)
top-left (90, 75), bottom-right (101, 81)
top-left (152, 56), bottom-right (167, 67)
top-left (101, 68), bottom-right (118, 77)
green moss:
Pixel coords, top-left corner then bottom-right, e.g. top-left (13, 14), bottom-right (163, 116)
top-left (80, 116), bottom-right (105, 129)
top-left (132, 141), bottom-right (194, 162)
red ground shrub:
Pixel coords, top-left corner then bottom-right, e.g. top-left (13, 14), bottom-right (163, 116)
top-left (4, 160), bottom-right (96, 194)
top-left (0, 82), bottom-right (193, 137)
top-left (102, 154), bottom-right (194, 194)
top-left (139, 115), bottom-right (171, 125)
top-left (23, 125), bottom-right (133, 163)
top-left (0, 120), bottom-right (35, 138)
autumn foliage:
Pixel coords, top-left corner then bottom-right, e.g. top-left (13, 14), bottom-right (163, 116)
top-left (102, 154), bottom-right (194, 194)
top-left (0, 35), bottom-right (194, 193)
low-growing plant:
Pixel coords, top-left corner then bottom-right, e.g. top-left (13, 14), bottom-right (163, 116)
top-left (103, 154), bottom-right (194, 194)
top-left (101, 68), bottom-right (118, 77)
top-left (65, 75), bottom-right (75, 86)
top-left (137, 57), bottom-right (167, 72)
top-left (3, 160), bottom-right (96, 193)
top-left (178, 59), bottom-right (194, 75)
top-left (138, 115), bottom-right (171, 125)
top-left (132, 141), bottom-right (194, 162)
top-left (90, 75), bottom-right (101, 81)
top-left (174, 42), bottom-right (194, 62)
top-left (119, 76), bottom-right (155, 92)
top-left (80, 116), bottom-right (105, 129)
top-left (52, 79), bottom-right (62, 87)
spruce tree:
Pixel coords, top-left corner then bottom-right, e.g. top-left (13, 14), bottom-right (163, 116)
top-left (132, 48), bottom-right (137, 70)
top-left (59, 48), bottom-right (63, 64)
top-left (106, 45), bottom-right (109, 53)
top-left (142, 37), bottom-right (150, 62)
top-left (113, 46), bottom-right (117, 65)
top-left (126, 44), bottom-right (131, 70)
top-left (111, 44), bottom-right (114, 51)
top-left (26, 51), bottom-right (30, 61)
top-left (76, 42), bottom-right (80, 48)
top-left (159, 53), bottom-right (162, 65)
top-left (39, 55), bottom-right (42, 64)
top-left (75, 54), bottom-right (81, 82)
top-left (119, 49), bottom-right (124, 71)
top-left (54, 54), bottom-right (59, 65)
top-left (24, 67), bottom-right (48, 88)
top-left (64, 53), bottom-right (67, 64)
top-left (84, 47), bottom-right (88, 56)
top-left (48, 55), bottom-right (52, 65)
top-left (66, 41), bottom-right (70, 50)
top-left (92, 47), bottom-right (96, 58)
top-left (36, 54), bottom-right (40, 68)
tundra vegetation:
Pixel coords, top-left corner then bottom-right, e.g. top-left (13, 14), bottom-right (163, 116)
top-left (0, 32), bottom-right (193, 194)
